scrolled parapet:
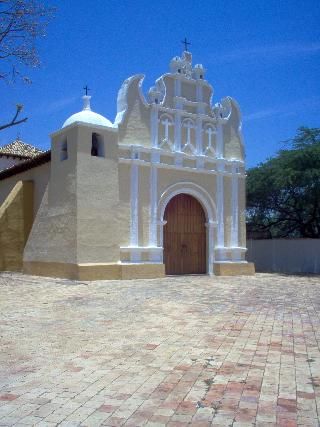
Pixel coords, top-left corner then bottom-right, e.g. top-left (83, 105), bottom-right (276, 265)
top-left (114, 74), bottom-right (149, 126)
top-left (213, 97), bottom-right (232, 122)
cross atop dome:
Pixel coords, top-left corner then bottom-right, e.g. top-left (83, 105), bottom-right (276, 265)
top-left (62, 92), bottom-right (112, 128)
top-left (83, 85), bottom-right (91, 96)
top-left (181, 37), bottom-right (191, 52)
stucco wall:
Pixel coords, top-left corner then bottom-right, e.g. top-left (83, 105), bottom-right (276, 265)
top-left (118, 163), bottom-right (131, 247)
top-left (157, 169), bottom-right (217, 209)
top-left (247, 239), bottom-right (320, 274)
top-left (138, 166), bottom-right (151, 246)
top-left (24, 124), bottom-right (121, 266)
top-left (0, 181), bottom-right (33, 271)
top-left (0, 162), bottom-right (50, 216)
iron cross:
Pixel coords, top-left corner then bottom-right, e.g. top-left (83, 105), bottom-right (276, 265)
top-left (83, 85), bottom-right (90, 96)
top-left (181, 37), bottom-right (191, 51)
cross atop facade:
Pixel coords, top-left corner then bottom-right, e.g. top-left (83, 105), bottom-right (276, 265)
top-left (83, 85), bottom-right (90, 96)
top-left (181, 37), bottom-right (191, 51)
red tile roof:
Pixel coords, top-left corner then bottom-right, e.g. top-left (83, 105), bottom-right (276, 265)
top-left (0, 138), bottom-right (44, 159)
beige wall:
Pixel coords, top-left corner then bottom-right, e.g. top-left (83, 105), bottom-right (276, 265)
top-left (118, 163), bottom-right (131, 247)
top-left (117, 76), bottom-right (151, 147)
top-left (0, 162), bottom-right (50, 216)
top-left (0, 181), bottom-right (33, 271)
top-left (24, 123), bottom-right (121, 266)
top-left (138, 166), bottom-right (151, 246)
top-left (76, 127), bottom-right (120, 264)
top-left (157, 169), bottom-right (217, 212)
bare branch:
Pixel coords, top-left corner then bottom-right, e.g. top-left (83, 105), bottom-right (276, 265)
top-left (0, 0), bottom-right (55, 83)
top-left (0, 104), bottom-right (27, 131)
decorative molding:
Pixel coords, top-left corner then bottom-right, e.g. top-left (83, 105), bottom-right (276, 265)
top-left (216, 123), bottom-right (224, 158)
top-left (217, 174), bottom-right (224, 247)
top-left (174, 78), bottom-right (181, 97)
top-left (120, 246), bottom-right (162, 252)
top-left (149, 164), bottom-right (158, 246)
top-left (215, 246), bottom-right (247, 262)
top-left (174, 112), bottom-right (182, 151)
top-left (119, 156), bottom-right (246, 179)
top-left (158, 182), bottom-right (217, 223)
top-left (231, 164), bottom-right (239, 247)
top-left (159, 113), bottom-right (174, 150)
top-left (196, 83), bottom-right (203, 103)
top-left (196, 117), bottom-right (203, 154)
top-left (158, 220), bottom-right (167, 249)
top-left (205, 220), bottom-right (217, 274)
top-left (150, 105), bottom-right (159, 148)
top-left (158, 182), bottom-right (217, 274)
top-left (182, 118), bottom-right (196, 154)
top-left (118, 143), bottom-right (245, 166)
top-left (130, 163), bottom-right (139, 251)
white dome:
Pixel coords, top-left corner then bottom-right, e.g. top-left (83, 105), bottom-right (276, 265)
top-left (62, 95), bottom-right (113, 128)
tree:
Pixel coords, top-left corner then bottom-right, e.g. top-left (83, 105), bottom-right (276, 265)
top-left (0, 0), bottom-right (55, 131)
top-left (246, 127), bottom-right (320, 238)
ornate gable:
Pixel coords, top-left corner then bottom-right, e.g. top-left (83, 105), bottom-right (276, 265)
top-left (115, 50), bottom-right (244, 161)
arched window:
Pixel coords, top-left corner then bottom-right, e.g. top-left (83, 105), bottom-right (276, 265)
top-left (91, 133), bottom-right (104, 157)
top-left (60, 139), bottom-right (68, 161)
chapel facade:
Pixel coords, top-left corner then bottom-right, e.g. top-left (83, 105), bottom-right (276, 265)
top-left (0, 50), bottom-right (255, 279)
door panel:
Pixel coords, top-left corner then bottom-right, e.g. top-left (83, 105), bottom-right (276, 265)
top-left (163, 194), bottom-right (206, 275)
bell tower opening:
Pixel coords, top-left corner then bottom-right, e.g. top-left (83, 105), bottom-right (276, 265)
top-left (91, 133), bottom-right (104, 157)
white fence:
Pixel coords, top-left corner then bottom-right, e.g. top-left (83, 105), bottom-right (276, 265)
top-left (246, 239), bottom-right (320, 274)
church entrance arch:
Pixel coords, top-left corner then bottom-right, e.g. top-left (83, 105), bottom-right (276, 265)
top-left (163, 193), bottom-right (206, 275)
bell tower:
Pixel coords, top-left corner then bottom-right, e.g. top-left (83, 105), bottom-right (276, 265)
top-left (23, 96), bottom-right (122, 280)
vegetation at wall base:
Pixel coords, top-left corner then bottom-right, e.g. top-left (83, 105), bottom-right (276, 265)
top-left (246, 127), bottom-right (320, 238)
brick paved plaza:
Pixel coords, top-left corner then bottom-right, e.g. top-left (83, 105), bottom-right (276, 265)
top-left (0, 273), bottom-right (319, 427)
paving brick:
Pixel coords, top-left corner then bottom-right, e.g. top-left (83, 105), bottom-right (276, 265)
top-left (0, 272), bottom-right (319, 426)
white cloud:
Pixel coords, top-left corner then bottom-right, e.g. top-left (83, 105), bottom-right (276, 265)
top-left (33, 95), bottom-right (78, 116)
top-left (218, 42), bottom-right (320, 63)
top-left (244, 97), bottom-right (320, 122)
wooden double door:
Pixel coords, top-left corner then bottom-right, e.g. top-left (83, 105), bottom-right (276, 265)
top-left (163, 194), bottom-right (207, 275)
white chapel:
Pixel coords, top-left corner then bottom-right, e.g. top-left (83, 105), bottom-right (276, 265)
top-left (0, 49), bottom-right (254, 279)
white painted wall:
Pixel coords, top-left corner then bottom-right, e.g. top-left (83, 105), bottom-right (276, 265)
top-left (247, 239), bottom-right (320, 274)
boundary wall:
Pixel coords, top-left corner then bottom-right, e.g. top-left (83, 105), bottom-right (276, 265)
top-left (247, 239), bottom-right (320, 274)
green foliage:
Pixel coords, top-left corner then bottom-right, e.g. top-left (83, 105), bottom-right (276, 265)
top-left (247, 127), bottom-right (320, 238)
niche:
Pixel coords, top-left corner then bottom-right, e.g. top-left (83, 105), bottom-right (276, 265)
top-left (91, 133), bottom-right (105, 157)
top-left (60, 139), bottom-right (68, 161)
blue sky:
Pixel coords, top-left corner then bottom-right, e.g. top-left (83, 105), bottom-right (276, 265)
top-left (1, 0), bottom-right (319, 167)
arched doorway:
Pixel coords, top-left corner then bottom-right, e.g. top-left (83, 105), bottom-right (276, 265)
top-left (163, 193), bottom-right (207, 275)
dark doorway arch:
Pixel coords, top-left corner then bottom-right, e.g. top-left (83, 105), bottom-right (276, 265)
top-left (163, 193), bottom-right (206, 275)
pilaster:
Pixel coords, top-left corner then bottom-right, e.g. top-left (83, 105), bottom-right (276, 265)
top-left (130, 162), bottom-right (139, 249)
top-left (151, 105), bottom-right (159, 148)
top-left (174, 111), bottom-right (182, 151)
top-left (231, 164), bottom-right (239, 247)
